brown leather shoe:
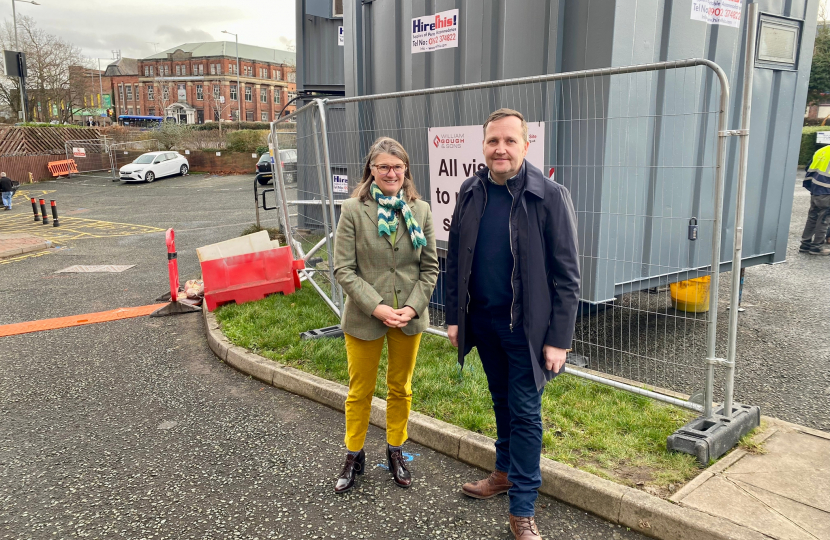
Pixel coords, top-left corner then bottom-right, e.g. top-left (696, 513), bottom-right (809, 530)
top-left (461, 470), bottom-right (513, 499)
top-left (509, 514), bottom-right (543, 539)
top-left (386, 446), bottom-right (412, 488)
top-left (334, 450), bottom-right (364, 494)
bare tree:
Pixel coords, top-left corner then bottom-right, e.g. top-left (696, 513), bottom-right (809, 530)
top-left (148, 74), bottom-right (175, 119)
top-left (0, 16), bottom-right (84, 123)
top-left (203, 85), bottom-right (231, 138)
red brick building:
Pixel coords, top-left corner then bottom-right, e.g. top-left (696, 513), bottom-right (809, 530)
top-left (112, 42), bottom-right (295, 124)
top-left (105, 58), bottom-right (139, 120)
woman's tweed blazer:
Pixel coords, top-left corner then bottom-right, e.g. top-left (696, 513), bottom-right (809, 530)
top-left (333, 196), bottom-right (439, 340)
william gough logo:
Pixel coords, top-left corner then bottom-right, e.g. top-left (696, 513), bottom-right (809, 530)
top-left (434, 133), bottom-right (465, 149)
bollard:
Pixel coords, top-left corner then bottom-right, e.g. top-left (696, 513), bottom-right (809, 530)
top-left (39, 199), bottom-right (50, 225)
top-left (50, 199), bottom-right (59, 227)
top-left (166, 228), bottom-right (179, 302)
top-left (31, 198), bottom-right (40, 221)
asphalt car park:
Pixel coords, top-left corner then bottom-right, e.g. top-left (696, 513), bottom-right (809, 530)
top-left (0, 172), bottom-right (646, 540)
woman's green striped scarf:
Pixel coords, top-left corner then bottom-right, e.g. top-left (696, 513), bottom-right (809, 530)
top-left (370, 182), bottom-right (427, 249)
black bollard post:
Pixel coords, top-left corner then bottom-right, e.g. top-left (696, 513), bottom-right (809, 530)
top-left (50, 199), bottom-right (59, 227)
top-left (31, 198), bottom-right (40, 221)
top-left (39, 199), bottom-right (49, 225)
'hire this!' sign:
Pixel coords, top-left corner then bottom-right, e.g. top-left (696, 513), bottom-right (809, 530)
top-left (411, 9), bottom-right (459, 54)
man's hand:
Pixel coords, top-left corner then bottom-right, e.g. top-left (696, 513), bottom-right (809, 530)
top-left (372, 304), bottom-right (410, 328)
top-left (447, 325), bottom-right (459, 348)
top-left (543, 345), bottom-right (568, 374)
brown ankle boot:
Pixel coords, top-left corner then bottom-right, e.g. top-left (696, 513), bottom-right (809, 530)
top-left (460, 470), bottom-right (512, 499)
top-left (509, 514), bottom-right (543, 539)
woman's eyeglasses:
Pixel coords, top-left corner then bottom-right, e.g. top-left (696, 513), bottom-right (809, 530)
top-left (372, 164), bottom-right (406, 175)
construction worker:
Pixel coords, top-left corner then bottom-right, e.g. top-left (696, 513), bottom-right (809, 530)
top-left (800, 143), bottom-right (830, 255)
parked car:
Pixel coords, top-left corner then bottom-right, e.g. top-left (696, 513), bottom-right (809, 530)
top-left (256, 149), bottom-right (297, 186)
top-left (119, 151), bottom-right (189, 183)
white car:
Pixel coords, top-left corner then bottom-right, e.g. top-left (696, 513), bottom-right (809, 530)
top-left (119, 151), bottom-right (189, 183)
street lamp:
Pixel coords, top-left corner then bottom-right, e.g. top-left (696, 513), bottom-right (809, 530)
top-left (11, 0), bottom-right (40, 122)
top-left (220, 30), bottom-right (241, 126)
top-left (221, 30), bottom-right (241, 127)
top-left (90, 58), bottom-right (111, 126)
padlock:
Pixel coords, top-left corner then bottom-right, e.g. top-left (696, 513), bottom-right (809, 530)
top-left (688, 217), bottom-right (698, 241)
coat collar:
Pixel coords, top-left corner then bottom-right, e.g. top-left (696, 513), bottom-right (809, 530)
top-left (474, 160), bottom-right (546, 199)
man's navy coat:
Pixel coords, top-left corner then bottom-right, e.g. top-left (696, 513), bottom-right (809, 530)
top-left (445, 160), bottom-right (581, 391)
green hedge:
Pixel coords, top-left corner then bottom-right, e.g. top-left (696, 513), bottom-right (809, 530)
top-left (10, 122), bottom-right (88, 129)
top-left (192, 121), bottom-right (282, 131)
top-left (800, 126), bottom-right (830, 166)
top-left (226, 130), bottom-right (268, 153)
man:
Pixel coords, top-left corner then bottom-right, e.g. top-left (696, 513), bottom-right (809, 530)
top-left (445, 109), bottom-right (580, 540)
top-left (0, 172), bottom-right (14, 211)
top-left (800, 143), bottom-right (830, 255)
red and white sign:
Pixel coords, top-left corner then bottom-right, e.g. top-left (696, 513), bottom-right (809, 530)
top-left (428, 123), bottom-right (545, 242)
top-left (72, 147), bottom-right (86, 158)
top-left (691, 0), bottom-right (742, 28)
top-left (412, 9), bottom-right (459, 54)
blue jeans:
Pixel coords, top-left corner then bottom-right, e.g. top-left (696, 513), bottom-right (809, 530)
top-left (470, 309), bottom-right (543, 517)
top-left (1, 191), bottom-right (11, 209)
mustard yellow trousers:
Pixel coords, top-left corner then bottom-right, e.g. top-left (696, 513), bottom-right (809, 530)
top-left (343, 328), bottom-right (422, 452)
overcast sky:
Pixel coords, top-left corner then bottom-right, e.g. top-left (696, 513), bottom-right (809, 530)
top-left (0, 0), bottom-right (296, 64)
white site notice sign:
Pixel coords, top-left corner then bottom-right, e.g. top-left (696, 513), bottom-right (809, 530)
top-left (690, 0), bottom-right (742, 28)
top-left (428, 123), bottom-right (545, 242)
top-left (72, 147), bottom-right (86, 158)
top-left (411, 9), bottom-right (459, 54)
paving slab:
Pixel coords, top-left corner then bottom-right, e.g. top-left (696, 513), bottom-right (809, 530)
top-left (674, 426), bottom-right (830, 540)
top-left (738, 482), bottom-right (830, 540)
top-left (0, 232), bottom-right (52, 258)
top-left (725, 469), bottom-right (830, 513)
top-left (679, 475), bottom-right (815, 540)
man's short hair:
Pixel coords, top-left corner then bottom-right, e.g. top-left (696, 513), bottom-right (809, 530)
top-left (483, 108), bottom-right (528, 143)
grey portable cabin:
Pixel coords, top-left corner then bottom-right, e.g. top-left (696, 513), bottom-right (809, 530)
top-left (296, 0), bottom-right (818, 303)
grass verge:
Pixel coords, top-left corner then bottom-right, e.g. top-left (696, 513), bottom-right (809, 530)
top-left (215, 285), bottom-right (702, 497)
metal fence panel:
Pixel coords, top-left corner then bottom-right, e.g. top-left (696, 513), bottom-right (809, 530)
top-left (271, 105), bottom-right (343, 313)
top-left (64, 140), bottom-right (111, 176)
top-left (282, 60), bottom-right (734, 411)
top-left (110, 140), bottom-right (161, 178)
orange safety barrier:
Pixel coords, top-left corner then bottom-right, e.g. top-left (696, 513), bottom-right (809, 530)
top-left (47, 159), bottom-right (79, 177)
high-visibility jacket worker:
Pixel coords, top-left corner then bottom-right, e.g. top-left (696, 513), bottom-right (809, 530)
top-left (801, 143), bottom-right (830, 255)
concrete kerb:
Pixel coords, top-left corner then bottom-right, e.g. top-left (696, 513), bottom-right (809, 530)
top-left (202, 306), bottom-right (769, 540)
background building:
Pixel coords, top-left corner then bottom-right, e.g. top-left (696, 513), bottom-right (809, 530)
top-left (105, 58), bottom-right (139, 120)
top-left (67, 65), bottom-right (114, 125)
top-left (121, 41), bottom-right (295, 124)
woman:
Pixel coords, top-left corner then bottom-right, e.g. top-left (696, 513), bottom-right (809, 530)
top-left (332, 137), bottom-right (439, 493)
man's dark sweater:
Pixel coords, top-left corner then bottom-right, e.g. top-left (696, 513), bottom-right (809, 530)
top-left (468, 178), bottom-right (515, 314)
top-left (0, 177), bottom-right (13, 192)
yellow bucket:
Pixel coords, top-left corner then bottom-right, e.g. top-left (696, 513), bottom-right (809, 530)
top-left (670, 276), bottom-right (711, 313)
